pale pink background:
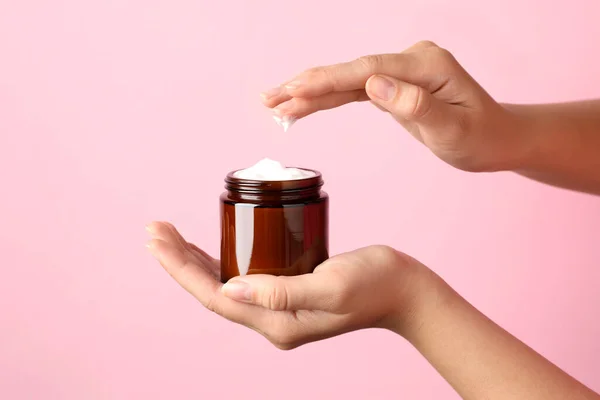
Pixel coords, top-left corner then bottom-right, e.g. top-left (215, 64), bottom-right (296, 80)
top-left (1, 0), bottom-right (599, 399)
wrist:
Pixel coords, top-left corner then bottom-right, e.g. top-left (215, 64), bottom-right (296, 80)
top-left (380, 256), bottom-right (456, 339)
top-left (499, 103), bottom-right (547, 172)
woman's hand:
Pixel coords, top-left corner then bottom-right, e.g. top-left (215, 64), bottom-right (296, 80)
top-left (146, 221), bottom-right (600, 398)
top-left (145, 221), bottom-right (428, 349)
top-left (261, 40), bottom-right (530, 173)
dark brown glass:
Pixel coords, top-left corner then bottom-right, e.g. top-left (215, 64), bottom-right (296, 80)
top-left (220, 169), bottom-right (329, 283)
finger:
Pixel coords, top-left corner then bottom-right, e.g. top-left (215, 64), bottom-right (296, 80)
top-left (187, 242), bottom-right (217, 263)
top-left (147, 238), bottom-right (271, 328)
top-left (402, 40), bottom-right (439, 53)
top-left (186, 242), bottom-right (220, 279)
top-left (146, 221), bottom-right (179, 244)
top-left (365, 74), bottom-right (456, 127)
top-left (371, 101), bottom-right (389, 113)
top-left (147, 238), bottom-right (219, 305)
top-left (163, 223), bottom-right (218, 265)
top-left (272, 90), bottom-right (369, 119)
top-left (220, 273), bottom-right (341, 312)
top-left (157, 222), bottom-right (205, 260)
top-left (147, 221), bottom-right (220, 278)
top-left (260, 86), bottom-right (293, 109)
top-left (146, 221), bottom-right (211, 262)
top-left (163, 222), bottom-right (190, 249)
top-left (262, 42), bottom-right (444, 109)
top-left (282, 51), bottom-right (448, 98)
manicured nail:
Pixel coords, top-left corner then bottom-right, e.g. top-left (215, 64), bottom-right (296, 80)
top-left (221, 280), bottom-right (252, 302)
top-left (260, 86), bottom-right (282, 99)
top-left (369, 75), bottom-right (396, 101)
top-left (284, 80), bottom-right (303, 90)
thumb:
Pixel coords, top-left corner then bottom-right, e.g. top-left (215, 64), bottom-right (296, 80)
top-left (221, 273), bottom-right (336, 311)
top-left (365, 74), bottom-right (454, 126)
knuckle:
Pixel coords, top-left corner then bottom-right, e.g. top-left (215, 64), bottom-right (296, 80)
top-left (428, 46), bottom-right (457, 67)
top-left (298, 66), bottom-right (328, 85)
top-left (369, 244), bottom-right (395, 253)
top-left (416, 40), bottom-right (438, 49)
top-left (356, 54), bottom-right (383, 71)
top-left (366, 245), bottom-right (402, 264)
top-left (264, 281), bottom-right (289, 311)
top-left (306, 65), bottom-right (326, 78)
top-left (307, 65), bottom-right (338, 91)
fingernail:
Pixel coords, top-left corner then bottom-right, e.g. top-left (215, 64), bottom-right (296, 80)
top-left (369, 76), bottom-right (396, 101)
top-left (273, 101), bottom-right (292, 115)
top-left (221, 280), bottom-right (252, 301)
top-left (146, 241), bottom-right (158, 257)
top-left (284, 80), bottom-right (303, 90)
top-left (260, 86), bottom-right (282, 99)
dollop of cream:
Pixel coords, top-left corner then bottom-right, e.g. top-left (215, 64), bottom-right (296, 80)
top-left (273, 115), bottom-right (296, 132)
top-left (233, 158), bottom-right (316, 181)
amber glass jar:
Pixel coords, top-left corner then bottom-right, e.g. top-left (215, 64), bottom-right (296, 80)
top-left (220, 169), bottom-right (329, 283)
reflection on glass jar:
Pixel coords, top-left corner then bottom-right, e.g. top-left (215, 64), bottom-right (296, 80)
top-left (220, 169), bottom-right (328, 283)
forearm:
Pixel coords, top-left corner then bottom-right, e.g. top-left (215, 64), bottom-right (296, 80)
top-left (504, 100), bottom-right (600, 195)
top-left (395, 270), bottom-right (599, 400)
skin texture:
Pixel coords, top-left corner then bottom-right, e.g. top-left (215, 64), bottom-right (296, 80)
top-left (147, 41), bottom-right (600, 398)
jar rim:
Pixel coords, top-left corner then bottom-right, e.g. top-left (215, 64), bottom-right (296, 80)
top-left (224, 168), bottom-right (323, 193)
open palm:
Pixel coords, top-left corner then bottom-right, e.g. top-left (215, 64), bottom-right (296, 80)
top-left (146, 221), bottom-right (417, 349)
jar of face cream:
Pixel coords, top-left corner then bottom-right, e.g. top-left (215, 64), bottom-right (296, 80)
top-left (220, 158), bottom-right (329, 283)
